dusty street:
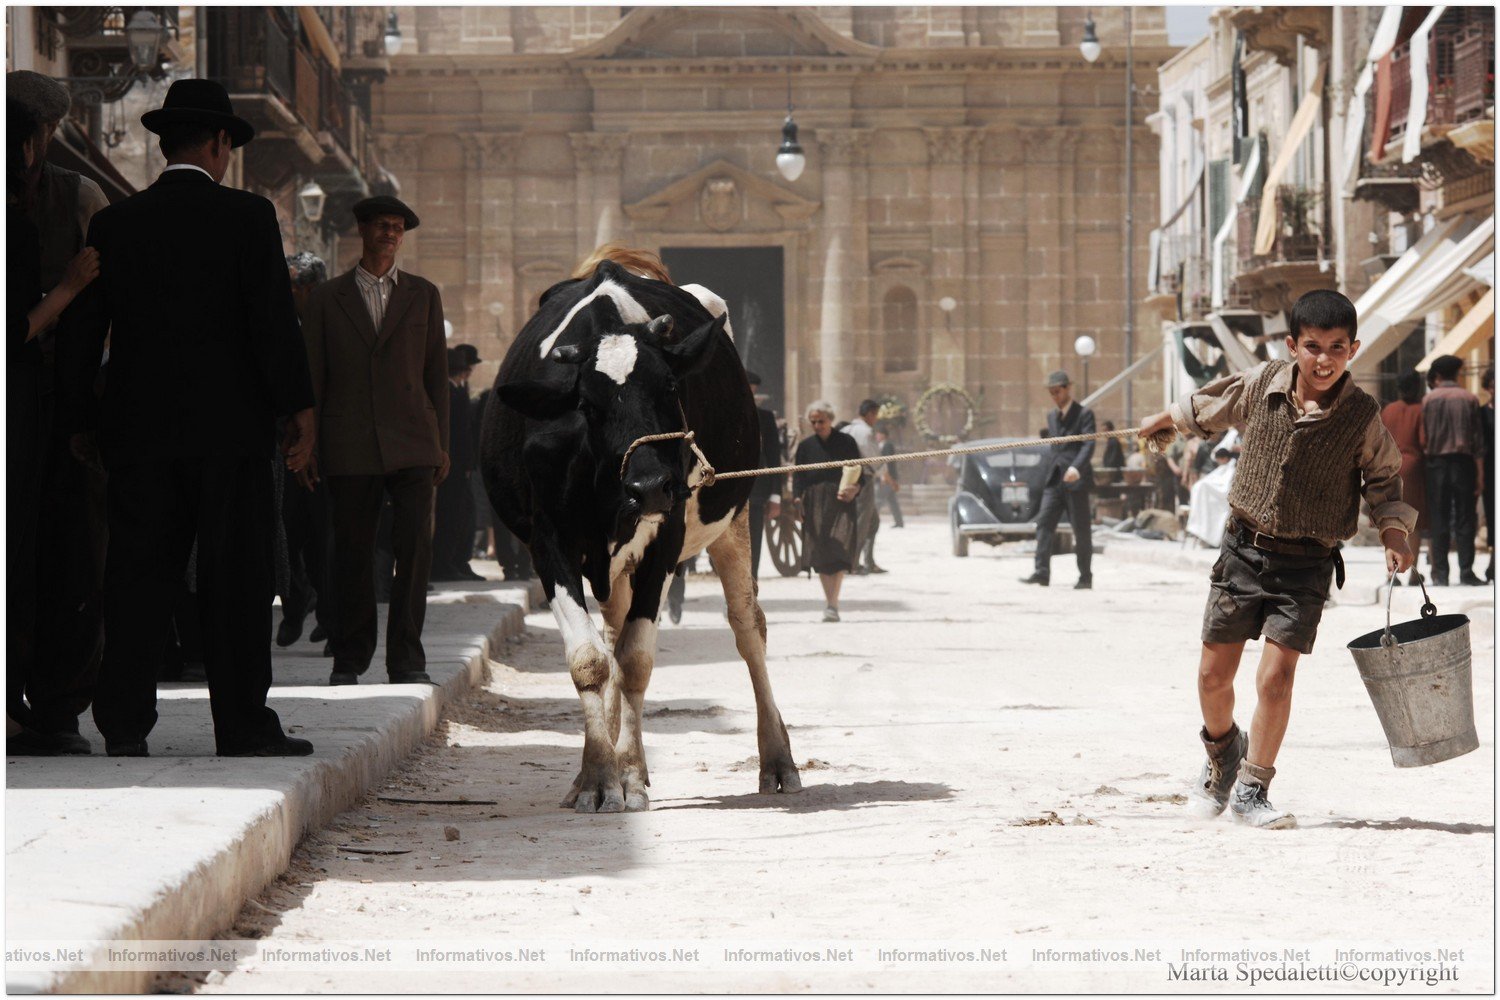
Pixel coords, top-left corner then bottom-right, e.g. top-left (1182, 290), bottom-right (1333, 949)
top-left (192, 520), bottom-right (1494, 993)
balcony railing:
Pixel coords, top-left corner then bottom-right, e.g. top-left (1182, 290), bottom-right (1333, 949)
top-left (1454, 19), bottom-right (1495, 123)
top-left (1235, 186), bottom-right (1324, 268)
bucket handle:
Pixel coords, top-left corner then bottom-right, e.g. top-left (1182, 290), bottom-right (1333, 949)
top-left (1383, 570), bottom-right (1440, 648)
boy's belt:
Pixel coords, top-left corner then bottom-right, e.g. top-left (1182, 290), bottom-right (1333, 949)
top-left (1229, 517), bottom-right (1345, 589)
top-left (1229, 517), bottom-right (1332, 557)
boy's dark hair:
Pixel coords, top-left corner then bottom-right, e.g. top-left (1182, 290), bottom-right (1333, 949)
top-left (1430, 354), bottom-right (1463, 382)
top-left (158, 123), bottom-right (221, 158)
top-left (858, 398), bottom-right (880, 417)
top-left (1396, 371), bottom-right (1424, 403)
top-left (1289, 289), bottom-right (1358, 341)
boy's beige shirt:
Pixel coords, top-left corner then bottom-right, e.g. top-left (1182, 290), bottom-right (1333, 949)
top-left (1170, 361), bottom-right (1417, 546)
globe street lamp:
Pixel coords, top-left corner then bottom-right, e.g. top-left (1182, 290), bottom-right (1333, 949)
top-left (1079, 15), bottom-right (1102, 64)
top-left (774, 59), bottom-right (805, 182)
top-left (384, 12), bottom-right (404, 56)
top-left (1074, 334), bottom-right (1097, 397)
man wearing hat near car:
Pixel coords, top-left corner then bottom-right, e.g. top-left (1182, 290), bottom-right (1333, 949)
top-left (1021, 369), bottom-right (1096, 590)
top-left (299, 192), bottom-right (450, 686)
top-left (57, 80), bottom-right (319, 756)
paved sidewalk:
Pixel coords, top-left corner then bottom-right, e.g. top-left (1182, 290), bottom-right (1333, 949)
top-left (5, 573), bottom-right (542, 995)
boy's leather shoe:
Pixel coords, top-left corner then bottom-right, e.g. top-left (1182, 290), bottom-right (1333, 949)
top-left (1229, 761), bottom-right (1296, 829)
top-left (1187, 723), bottom-right (1245, 817)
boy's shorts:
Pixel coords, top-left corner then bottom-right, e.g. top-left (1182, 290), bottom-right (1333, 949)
top-left (1201, 525), bottom-right (1336, 654)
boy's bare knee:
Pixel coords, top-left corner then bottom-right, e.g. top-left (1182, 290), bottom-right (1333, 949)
top-left (1257, 665), bottom-right (1297, 703)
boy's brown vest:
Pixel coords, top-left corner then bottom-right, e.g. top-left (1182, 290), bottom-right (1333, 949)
top-left (1228, 361), bottom-right (1379, 541)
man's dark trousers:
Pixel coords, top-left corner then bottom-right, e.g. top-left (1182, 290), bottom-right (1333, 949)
top-left (93, 458), bottom-right (285, 751)
top-left (748, 500), bottom-right (767, 579)
top-left (281, 472), bottom-right (329, 630)
top-left (1427, 454), bottom-right (1478, 579)
top-left (433, 469), bottom-right (474, 575)
top-left (1032, 483), bottom-right (1093, 582)
top-left (327, 469), bottom-right (435, 676)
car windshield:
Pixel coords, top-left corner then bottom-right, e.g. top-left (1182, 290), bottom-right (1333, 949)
top-left (984, 451), bottom-right (1042, 469)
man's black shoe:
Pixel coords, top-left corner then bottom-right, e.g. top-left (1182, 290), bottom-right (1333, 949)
top-left (8, 729), bottom-right (92, 756)
top-left (308, 623), bottom-right (327, 643)
top-left (455, 567), bottom-right (486, 582)
top-left (106, 740), bottom-right (149, 757)
top-left (329, 670), bottom-right (359, 686)
top-left (275, 613), bottom-right (305, 648)
top-left (1460, 571), bottom-right (1485, 586)
top-left (1074, 577), bottom-right (1093, 590)
top-left (220, 735), bottom-right (314, 758)
top-left (1019, 573), bottom-right (1049, 587)
top-left (389, 669), bottom-right (435, 685)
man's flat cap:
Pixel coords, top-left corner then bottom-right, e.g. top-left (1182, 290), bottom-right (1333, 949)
top-left (1045, 370), bottom-right (1072, 389)
top-left (7, 71), bottom-right (71, 123)
top-left (353, 195), bottom-right (419, 229)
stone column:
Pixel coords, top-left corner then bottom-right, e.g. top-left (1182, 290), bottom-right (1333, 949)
top-left (569, 132), bottom-right (627, 260)
top-left (925, 127), bottom-right (975, 389)
top-left (816, 129), bottom-right (870, 419)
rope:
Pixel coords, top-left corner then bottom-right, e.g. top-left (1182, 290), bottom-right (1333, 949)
top-left (620, 421), bottom-right (1176, 491)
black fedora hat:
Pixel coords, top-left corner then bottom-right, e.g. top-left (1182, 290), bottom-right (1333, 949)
top-left (352, 195), bottom-right (420, 230)
top-left (141, 79), bottom-right (255, 148)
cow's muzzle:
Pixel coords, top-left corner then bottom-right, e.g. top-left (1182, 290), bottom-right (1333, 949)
top-left (623, 472), bottom-right (675, 517)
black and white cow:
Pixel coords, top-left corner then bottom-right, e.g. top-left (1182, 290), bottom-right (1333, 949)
top-left (481, 257), bottom-right (800, 812)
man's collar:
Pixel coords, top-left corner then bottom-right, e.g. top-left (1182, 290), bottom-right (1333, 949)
top-left (161, 163), bottom-right (216, 183)
top-left (355, 261), bottom-right (399, 284)
top-left (1270, 361), bottom-right (1353, 408)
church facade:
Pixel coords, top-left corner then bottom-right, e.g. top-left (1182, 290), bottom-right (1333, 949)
top-left (373, 6), bottom-right (1173, 436)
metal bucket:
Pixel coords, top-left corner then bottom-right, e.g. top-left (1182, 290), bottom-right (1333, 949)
top-left (1347, 574), bottom-right (1477, 767)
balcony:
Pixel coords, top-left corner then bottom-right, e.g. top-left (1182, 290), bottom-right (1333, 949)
top-left (1378, 8), bottom-right (1493, 168)
top-left (1231, 186), bottom-right (1336, 313)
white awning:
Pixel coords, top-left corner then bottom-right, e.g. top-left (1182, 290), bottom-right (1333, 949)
top-left (1403, 6), bottom-right (1449, 163)
top-left (1341, 6), bottom-right (1405, 192)
top-left (1465, 252), bottom-right (1494, 287)
top-left (1254, 60), bottom-right (1327, 256)
top-left (1351, 215), bottom-right (1495, 373)
top-left (1211, 139), bottom-right (1263, 307)
top-left (1207, 314), bottom-right (1262, 373)
top-left (1416, 289), bottom-right (1495, 372)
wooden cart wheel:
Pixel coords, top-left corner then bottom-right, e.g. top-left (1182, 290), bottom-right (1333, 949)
top-left (766, 501), bottom-right (803, 577)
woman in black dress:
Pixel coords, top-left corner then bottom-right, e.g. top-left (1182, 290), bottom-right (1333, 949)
top-left (793, 401), bottom-right (865, 622)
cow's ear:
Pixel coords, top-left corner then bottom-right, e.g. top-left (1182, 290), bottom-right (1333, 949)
top-left (497, 373), bottom-right (579, 420)
top-left (663, 312), bottom-right (725, 377)
top-left (645, 314), bottom-right (676, 344)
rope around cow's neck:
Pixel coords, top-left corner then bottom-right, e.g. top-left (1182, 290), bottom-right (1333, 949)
top-left (623, 423), bottom-right (1175, 491)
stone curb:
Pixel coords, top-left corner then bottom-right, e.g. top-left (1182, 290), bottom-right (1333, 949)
top-left (8, 580), bottom-right (543, 996)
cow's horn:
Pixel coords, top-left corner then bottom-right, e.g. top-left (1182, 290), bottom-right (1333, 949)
top-left (646, 314), bottom-right (675, 342)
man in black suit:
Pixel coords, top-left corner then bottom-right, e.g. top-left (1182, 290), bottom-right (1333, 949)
top-left (433, 343), bottom-right (483, 582)
top-left (746, 371), bottom-right (782, 579)
top-left (1021, 370), bottom-right (1095, 590)
top-left (59, 80), bottom-right (317, 757)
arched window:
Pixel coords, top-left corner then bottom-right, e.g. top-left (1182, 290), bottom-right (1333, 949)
top-left (883, 286), bottom-right (919, 373)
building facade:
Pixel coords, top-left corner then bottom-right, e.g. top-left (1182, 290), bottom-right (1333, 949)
top-left (374, 6), bottom-right (1172, 438)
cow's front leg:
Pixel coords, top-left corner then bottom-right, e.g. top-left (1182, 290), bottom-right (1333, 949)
top-left (708, 507), bottom-right (801, 794)
top-left (549, 581), bottom-right (625, 814)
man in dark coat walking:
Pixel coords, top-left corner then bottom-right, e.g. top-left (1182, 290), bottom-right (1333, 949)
top-left (1021, 369), bottom-right (1095, 590)
top-left (433, 343), bottom-right (483, 581)
top-left (59, 80), bottom-right (318, 757)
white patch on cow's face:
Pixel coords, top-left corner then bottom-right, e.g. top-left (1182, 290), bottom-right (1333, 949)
top-left (610, 513), bottom-right (662, 582)
top-left (678, 283), bottom-right (735, 341)
top-left (594, 334), bottom-right (638, 385)
top-left (538, 281), bottom-right (650, 359)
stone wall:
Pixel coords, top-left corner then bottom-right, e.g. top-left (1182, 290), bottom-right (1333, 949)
top-left (375, 6), bottom-right (1173, 438)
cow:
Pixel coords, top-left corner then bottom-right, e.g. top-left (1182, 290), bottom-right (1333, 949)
top-left (480, 255), bottom-right (801, 812)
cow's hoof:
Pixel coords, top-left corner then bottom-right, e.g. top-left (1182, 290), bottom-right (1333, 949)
top-left (760, 757), bottom-right (802, 794)
top-left (564, 766), bottom-right (626, 813)
top-left (624, 788), bottom-right (650, 811)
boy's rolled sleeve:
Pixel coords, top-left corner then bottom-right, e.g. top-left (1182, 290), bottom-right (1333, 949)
top-left (1170, 362), bottom-right (1266, 440)
top-left (1362, 420), bottom-right (1418, 538)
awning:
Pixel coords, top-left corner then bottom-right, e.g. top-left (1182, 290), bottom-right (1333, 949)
top-left (1351, 215), bottom-right (1495, 373)
top-left (1402, 6), bottom-right (1448, 163)
top-left (1211, 138), bottom-right (1263, 307)
top-left (1465, 252), bottom-right (1494, 287)
top-left (1341, 5), bottom-right (1405, 190)
top-left (1254, 60), bottom-right (1326, 256)
top-left (1149, 161), bottom-right (1206, 288)
top-left (1207, 313), bottom-right (1262, 373)
top-left (298, 8), bottom-right (341, 71)
top-left (1416, 289), bottom-right (1495, 372)
top-left (1354, 216), bottom-right (1467, 318)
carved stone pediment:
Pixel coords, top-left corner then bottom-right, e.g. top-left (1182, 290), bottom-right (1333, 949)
top-left (569, 7), bottom-right (878, 62)
top-left (624, 159), bottom-right (821, 232)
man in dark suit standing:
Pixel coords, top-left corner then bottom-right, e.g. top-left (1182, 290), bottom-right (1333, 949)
top-left (300, 195), bottom-right (449, 686)
top-left (1021, 369), bottom-right (1095, 590)
top-left (59, 80), bottom-right (318, 757)
top-left (432, 343), bottom-right (483, 582)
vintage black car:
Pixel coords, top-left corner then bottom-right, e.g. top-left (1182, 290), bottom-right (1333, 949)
top-left (949, 438), bottom-right (1072, 557)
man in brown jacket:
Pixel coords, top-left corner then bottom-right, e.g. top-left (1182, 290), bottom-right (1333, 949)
top-left (301, 195), bottom-right (449, 685)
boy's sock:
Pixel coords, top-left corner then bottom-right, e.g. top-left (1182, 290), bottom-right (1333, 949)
top-left (1230, 760), bottom-right (1297, 829)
